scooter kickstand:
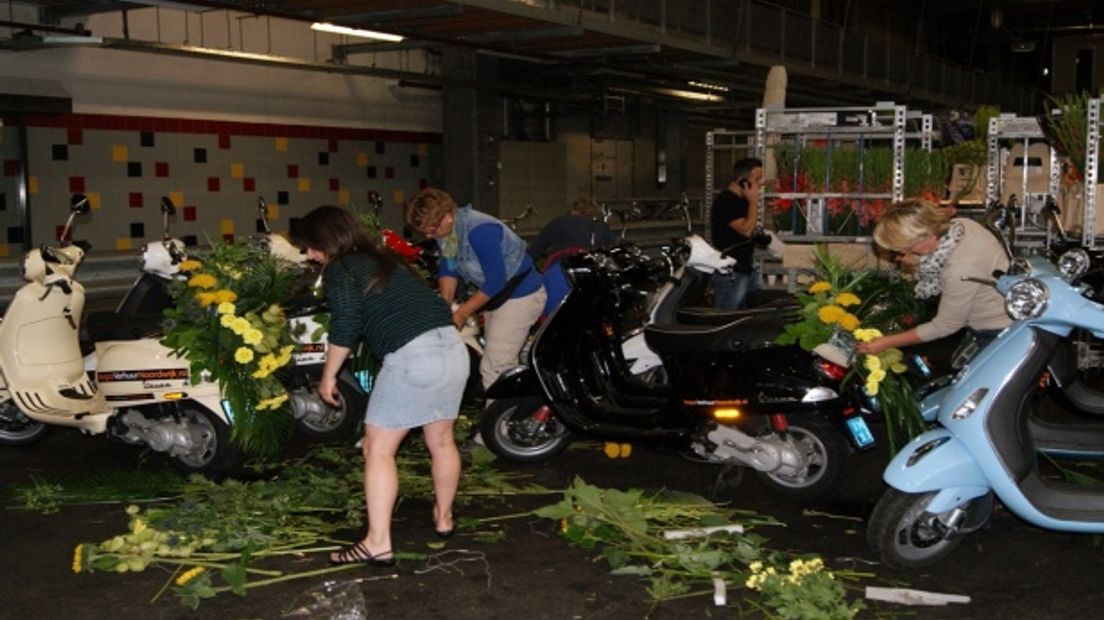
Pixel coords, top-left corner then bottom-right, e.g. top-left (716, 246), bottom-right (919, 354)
top-left (709, 463), bottom-right (744, 501)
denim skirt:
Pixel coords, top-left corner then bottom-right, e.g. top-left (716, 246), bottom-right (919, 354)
top-left (364, 326), bottom-right (470, 429)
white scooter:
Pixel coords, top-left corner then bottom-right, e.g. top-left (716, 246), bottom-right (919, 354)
top-left (0, 195), bottom-right (237, 474)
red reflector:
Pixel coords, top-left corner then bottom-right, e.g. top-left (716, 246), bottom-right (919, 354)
top-left (770, 413), bottom-right (788, 432)
top-left (817, 360), bottom-right (848, 381)
top-left (842, 406), bottom-right (856, 417)
top-left (533, 405), bottom-right (551, 423)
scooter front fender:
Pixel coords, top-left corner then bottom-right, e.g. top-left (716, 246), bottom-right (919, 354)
top-left (883, 428), bottom-right (991, 513)
top-left (484, 366), bottom-right (539, 400)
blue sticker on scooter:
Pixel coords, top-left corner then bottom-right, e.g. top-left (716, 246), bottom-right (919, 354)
top-left (846, 416), bottom-right (874, 448)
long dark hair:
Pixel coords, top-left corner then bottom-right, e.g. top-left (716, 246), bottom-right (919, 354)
top-left (292, 205), bottom-right (399, 291)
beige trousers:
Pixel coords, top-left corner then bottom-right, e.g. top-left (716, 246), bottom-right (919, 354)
top-left (479, 286), bottom-right (547, 389)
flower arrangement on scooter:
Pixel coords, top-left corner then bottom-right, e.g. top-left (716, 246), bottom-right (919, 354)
top-left (161, 242), bottom-right (302, 457)
top-left (776, 246), bottom-right (933, 452)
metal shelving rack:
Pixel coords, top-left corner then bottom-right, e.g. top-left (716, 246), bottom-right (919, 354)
top-left (983, 114), bottom-right (1061, 250)
top-left (1085, 98), bottom-right (1102, 249)
top-left (703, 129), bottom-right (756, 244)
top-left (748, 102), bottom-right (925, 241)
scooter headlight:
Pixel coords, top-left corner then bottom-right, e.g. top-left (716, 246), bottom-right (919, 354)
top-left (1057, 248), bottom-right (1090, 281)
top-left (1004, 278), bottom-right (1048, 320)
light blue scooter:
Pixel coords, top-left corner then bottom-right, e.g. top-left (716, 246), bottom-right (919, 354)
top-left (867, 249), bottom-right (1104, 569)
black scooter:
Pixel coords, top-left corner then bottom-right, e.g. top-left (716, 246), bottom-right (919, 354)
top-left (481, 243), bottom-right (875, 499)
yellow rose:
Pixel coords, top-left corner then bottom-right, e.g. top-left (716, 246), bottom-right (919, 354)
top-left (817, 304), bottom-right (845, 324)
top-left (834, 292), bottom-right (861, 306)
top-left (809, 281), bottom-right (832, 294)
top-left (187, 273), bottom-right (217, 289)
top-left (234, 347), bottom-right (254, 364)
top-left (214, 289), bottom-right (238, 304)
top-left (217, 302), bottom-right (236, 316)
top-left (838, 313), bottom-right (859, 332)
top-left (178, 259), bottom-right (203, 272)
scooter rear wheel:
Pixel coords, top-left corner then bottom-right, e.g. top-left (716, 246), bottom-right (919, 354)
top-left (295, 378), bottom-right (364, 441)
top-left (481, 397), bottom-right (572, 463)
top-left (169, 403), bottom-right (240, 477)
top-left (0, 401), bottom-right (50, 446)
top-left (754, 417), bottom-right (846, 499)
top-left (867, 488), bottom-right (968, 570)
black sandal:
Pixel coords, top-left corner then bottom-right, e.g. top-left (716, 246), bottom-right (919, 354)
top-left (329, 541), bottom-right (396, 567)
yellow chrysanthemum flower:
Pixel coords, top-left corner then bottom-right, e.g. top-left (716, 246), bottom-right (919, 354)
top-left (865, 379), bottom-right (880, 396)
top-left (853, 328), bottom-right (884, 342)
top-left (220, 314), bottom-right (236, 327)
top-left (817, 304), bottom-right (845, 324)
top-left (217, 302), bottom-right (236, 316)
top-left (213, 289), bottom-right (238, 304)
top-left (242, 329), bottom-right (264, 346)
top-left (175, 566), bottom-right (205, 586)
top-left (834, 292), bottom-right (861, 306)
top-left (229, 317), bottom-right (250, 335)
top-left (178, 259), bottom-right (203, 272)
top-left (195, 292), bottom-right (217, 307)
top-left (234, 347), bottom-right (255, 364)
top-left (838, 313), bottom-right (859, 332)
top-left (868, 368), bottom-right (887, 383)
top-left (187, 273), bottom-right (217, 290)
top-left (864, 355), bottom-right (882, 371)
top-left (809, 281), bottom-right (832, 294)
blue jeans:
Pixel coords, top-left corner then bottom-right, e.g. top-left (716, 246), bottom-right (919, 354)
top-left (712, 270), bottom-right (761, 310)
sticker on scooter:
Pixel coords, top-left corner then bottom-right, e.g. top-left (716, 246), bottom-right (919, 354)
top-left (96, 368), bottom-right (189, 382)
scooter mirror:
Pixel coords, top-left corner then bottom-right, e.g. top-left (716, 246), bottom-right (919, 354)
top-left (70, 193), bottom-right (90, 215)
top-left (160, 196), bottom-right (176, 241)
top-left (257, 197), bottom-right (272, 234)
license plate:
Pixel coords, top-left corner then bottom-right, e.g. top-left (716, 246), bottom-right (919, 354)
top-left (846, 416), bottom-right (875, 449)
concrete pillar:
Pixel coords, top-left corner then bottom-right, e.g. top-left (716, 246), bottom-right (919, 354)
top-left (441, 49), bottom-right (503, 215)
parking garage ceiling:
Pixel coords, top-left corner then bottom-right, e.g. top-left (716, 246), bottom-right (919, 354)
top-left (6, 1), bottom-right (1102, 120)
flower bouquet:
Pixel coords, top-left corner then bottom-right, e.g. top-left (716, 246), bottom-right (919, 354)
top-left (776, 246), bottom-right (934, 452)
top-left (161, 242), bottom-right (303, 457)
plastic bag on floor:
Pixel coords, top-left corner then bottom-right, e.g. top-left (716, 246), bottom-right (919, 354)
top-left (281, 579), bottom-right (367, 620)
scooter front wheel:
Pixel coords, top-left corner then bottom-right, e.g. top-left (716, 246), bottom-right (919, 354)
top-left (481, 397), bottom-right (572, 463)
top-left (867, 488), bottom-right (969, 570)
top-left (0, 401), bottom-right (50, 446)
top-left (755, 417), bottom-right (846, 500)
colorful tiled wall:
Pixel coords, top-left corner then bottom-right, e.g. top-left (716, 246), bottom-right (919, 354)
top-left (0, 114), bottom-right (441, 258)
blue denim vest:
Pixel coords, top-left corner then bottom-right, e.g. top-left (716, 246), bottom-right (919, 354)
top-left (448, 205), bottom-right (529, 290)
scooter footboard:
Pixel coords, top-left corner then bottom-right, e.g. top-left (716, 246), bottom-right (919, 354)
top-left (883, 429), bottom-right (991, 513)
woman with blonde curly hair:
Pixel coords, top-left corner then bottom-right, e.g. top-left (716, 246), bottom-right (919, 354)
top-left (406, 188), bottom-right (546, 390)
top-left (857, 199), bottom-right (1010, 357)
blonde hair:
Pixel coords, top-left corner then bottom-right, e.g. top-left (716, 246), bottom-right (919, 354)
top-left (404, 187), bottom-right (456, 231)
top-left (568, 197), bottom-right (600, 218)
top-left (873, 199), bottom-right (952, 252)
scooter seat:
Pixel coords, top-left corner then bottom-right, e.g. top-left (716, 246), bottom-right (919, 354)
top-left (85, 310), bottom-right (164, 342)
top-left (676, 305), bottom-right (796, 326)
top-left (643, 314), bottom-right (785, 353)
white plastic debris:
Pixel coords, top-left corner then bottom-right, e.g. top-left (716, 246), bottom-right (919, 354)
top-left (712, 575), bottom-right (727, 606)
top-left (661, 524), bottom-right (745, 540)
top-left (865, 586), bottom-right (971, 606)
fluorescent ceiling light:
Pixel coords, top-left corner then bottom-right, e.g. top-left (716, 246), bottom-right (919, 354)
top-left (310, 22), bottom-right (404, 43)
top-left (654, 88), bottom-right (723, 102)
top-left (688, 80), bottom-right (731, 93)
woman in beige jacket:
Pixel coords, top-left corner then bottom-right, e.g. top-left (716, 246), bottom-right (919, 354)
top-left (857, 199), bottom-right (1011, 356)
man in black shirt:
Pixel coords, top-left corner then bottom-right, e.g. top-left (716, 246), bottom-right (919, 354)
top-left (709, 157), bottom-right (764, 309)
